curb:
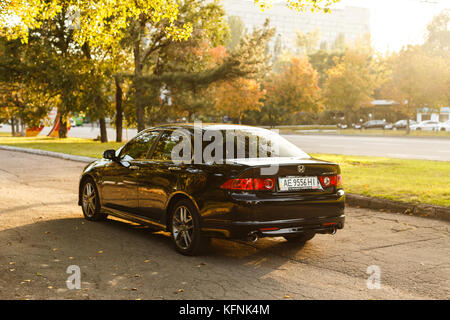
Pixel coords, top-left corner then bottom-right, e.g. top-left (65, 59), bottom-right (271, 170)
top-left (0, 145), bottom-right (96, 163)
top-left (1, 145), bottom-right (449, 222)
top-left (346, 194), bottom-right (450, 222)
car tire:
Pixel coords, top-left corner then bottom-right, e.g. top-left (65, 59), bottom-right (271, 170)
top-left (81, 178), bottom-right (107, 221)
top-left (283, 232), bottom-right (315, 243)
top-left (170, 199), bottom-right (208, 256)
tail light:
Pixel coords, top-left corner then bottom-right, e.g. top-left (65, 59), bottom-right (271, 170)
top-left (220, 178), bottom-right (275, 191)
top-left (319, 174), bottom-right (343, 188)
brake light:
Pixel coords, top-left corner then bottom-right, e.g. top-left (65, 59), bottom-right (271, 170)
top-left (220, 178), bottom-right (276, 191)
top-left (319, 175), bottom-right (343, 188)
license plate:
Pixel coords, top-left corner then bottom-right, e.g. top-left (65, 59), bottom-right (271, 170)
top-left (278, 176), bottom-right (322, 192)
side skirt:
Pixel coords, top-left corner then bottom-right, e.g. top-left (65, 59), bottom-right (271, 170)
top-left (101, 207), bottom-right (166, 231)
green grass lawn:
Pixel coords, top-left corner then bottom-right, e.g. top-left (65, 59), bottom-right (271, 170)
top-left (0, 135), bottom-right (124, 158)
top-left (0, 134), bottom-right (448, 207)
top-left (312, 153), bottom-right (450, 207)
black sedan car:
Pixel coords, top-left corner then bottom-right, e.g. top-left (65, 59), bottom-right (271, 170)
top-left (361, 120), bottom-right (388, 129)
top-left (78, 124), bottom-right (345, 255)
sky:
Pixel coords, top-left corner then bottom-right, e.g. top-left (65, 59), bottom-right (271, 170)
top-left (331, 0), bottom-right (450, 53)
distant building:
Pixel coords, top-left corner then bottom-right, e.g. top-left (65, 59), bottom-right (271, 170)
top-left (366, 102), bottom-right (450, 123)
top-left (417, 107), bottom-right (450, 122)
top-left (221, 0), bottom-right (371, 50)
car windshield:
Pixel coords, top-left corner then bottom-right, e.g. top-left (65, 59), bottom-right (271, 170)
top-left (201, 126), bottom-right (311, 160)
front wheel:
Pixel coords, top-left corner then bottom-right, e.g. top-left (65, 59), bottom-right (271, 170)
top-left (284, 232), bottom-right (315, 244)
top-left (81, 178), bottom-right (107, 221)
top-left (170, 200), bottom-right (207, 256)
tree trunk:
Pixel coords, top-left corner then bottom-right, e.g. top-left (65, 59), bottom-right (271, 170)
top-left (16, 117), bottom-right (20, 136)
top-left (99, 118), bottom-right (108, 143)
top-left (406, 118), bottom-right (411, 135)
top-left (115, 77), bottom-right (123, 142)
top-left (58, 112), bottom-right (68, 138)
top-left (11, 116), bottom-right (15, 136)
top-left (19, 117), bottom-right (25, 136)
top-left (134, 19), bottom-right (145, 133)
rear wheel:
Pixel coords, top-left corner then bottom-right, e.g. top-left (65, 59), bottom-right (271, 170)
top-left (170, 199), bottom-right (207, 256)
top-left (284, 232), bottom-right (315, 243)
top-left (81, 178), bottom-right (107, 221)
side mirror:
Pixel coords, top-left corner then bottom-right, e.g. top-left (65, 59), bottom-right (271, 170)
top-left (103, 149), bottom-right (116, 160)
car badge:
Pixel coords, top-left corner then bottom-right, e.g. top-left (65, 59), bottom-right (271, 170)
top-left (298, 165), bottom-right (305, 173)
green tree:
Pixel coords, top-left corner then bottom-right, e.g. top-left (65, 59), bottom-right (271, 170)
top-left (382, 45), bottom-right (448, 133)
top-left (424, 9), bottom-right (450, 57)
top-left (226, 16), bottom-right (244, 51)
top-left (264, 56), bottom-right (322, 126)
top-left (296, 28), bottom-right (321, 55)
top-left (324, 49), bottom-right (378, 125)
top-left (1, 0), bottom-right (339, 133)
top-left (332, 33), bottom-right (347, 53)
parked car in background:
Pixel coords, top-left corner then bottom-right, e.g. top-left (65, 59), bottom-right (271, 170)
top-left (337, 123), bottom-right (348, 129)
top-left (410, 120), bottom-right (441, 131)
top-left (75, 116), bottom-right (84, 126)
top-left (437, 120), bottom-right (450, 132)
top-left (361, 120), bottom-right (388, 129)
top-left (390, 119), bottom-right (417, 130)
top-left (383, 123), bottom-right (393, 130)
top-left (351, 123), bottom-right (362, 129)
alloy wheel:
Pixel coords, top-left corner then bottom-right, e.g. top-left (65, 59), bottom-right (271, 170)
top-left (172, 205), bottom-right (194, 250)
top-left (82, 182), bottom-right (96, 218)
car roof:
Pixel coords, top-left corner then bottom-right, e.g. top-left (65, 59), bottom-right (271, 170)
top-left (145, 123), bottom-right (269, 132)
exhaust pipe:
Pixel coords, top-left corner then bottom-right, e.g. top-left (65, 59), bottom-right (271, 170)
top-left (330, 229), bottom-right (337, 235)
top-left (247, 231), bottom-right (259, 243)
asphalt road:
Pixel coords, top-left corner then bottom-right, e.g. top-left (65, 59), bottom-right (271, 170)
top-left (283, 134), bottom-right (450, 161)
top-left (0, 149), bottom-right (449, 299)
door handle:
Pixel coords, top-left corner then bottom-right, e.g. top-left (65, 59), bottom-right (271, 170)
top-left (168, 167), bottom-right (181, 171)
top-left (129, 165), bottom-right (140, 170)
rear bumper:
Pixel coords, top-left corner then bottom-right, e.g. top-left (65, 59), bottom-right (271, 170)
top-left (228, 214), bottom-right (345, 238)
top-left (200, 193), bottom-right (345, 239)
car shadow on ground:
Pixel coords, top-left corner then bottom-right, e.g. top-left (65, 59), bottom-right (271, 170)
top-left (0, 215), bottom-right (327, 299)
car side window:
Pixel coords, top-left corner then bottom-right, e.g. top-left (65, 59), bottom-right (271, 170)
top-left (150, 131), bottom-right (181, 161)
top-left (120, 131), bottom-right (160, 161)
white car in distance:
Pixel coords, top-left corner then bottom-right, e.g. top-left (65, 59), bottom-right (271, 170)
top-left (437, 120), bottom-right (450, 132)
top-left (410, 120), bottom-right (441, 131)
